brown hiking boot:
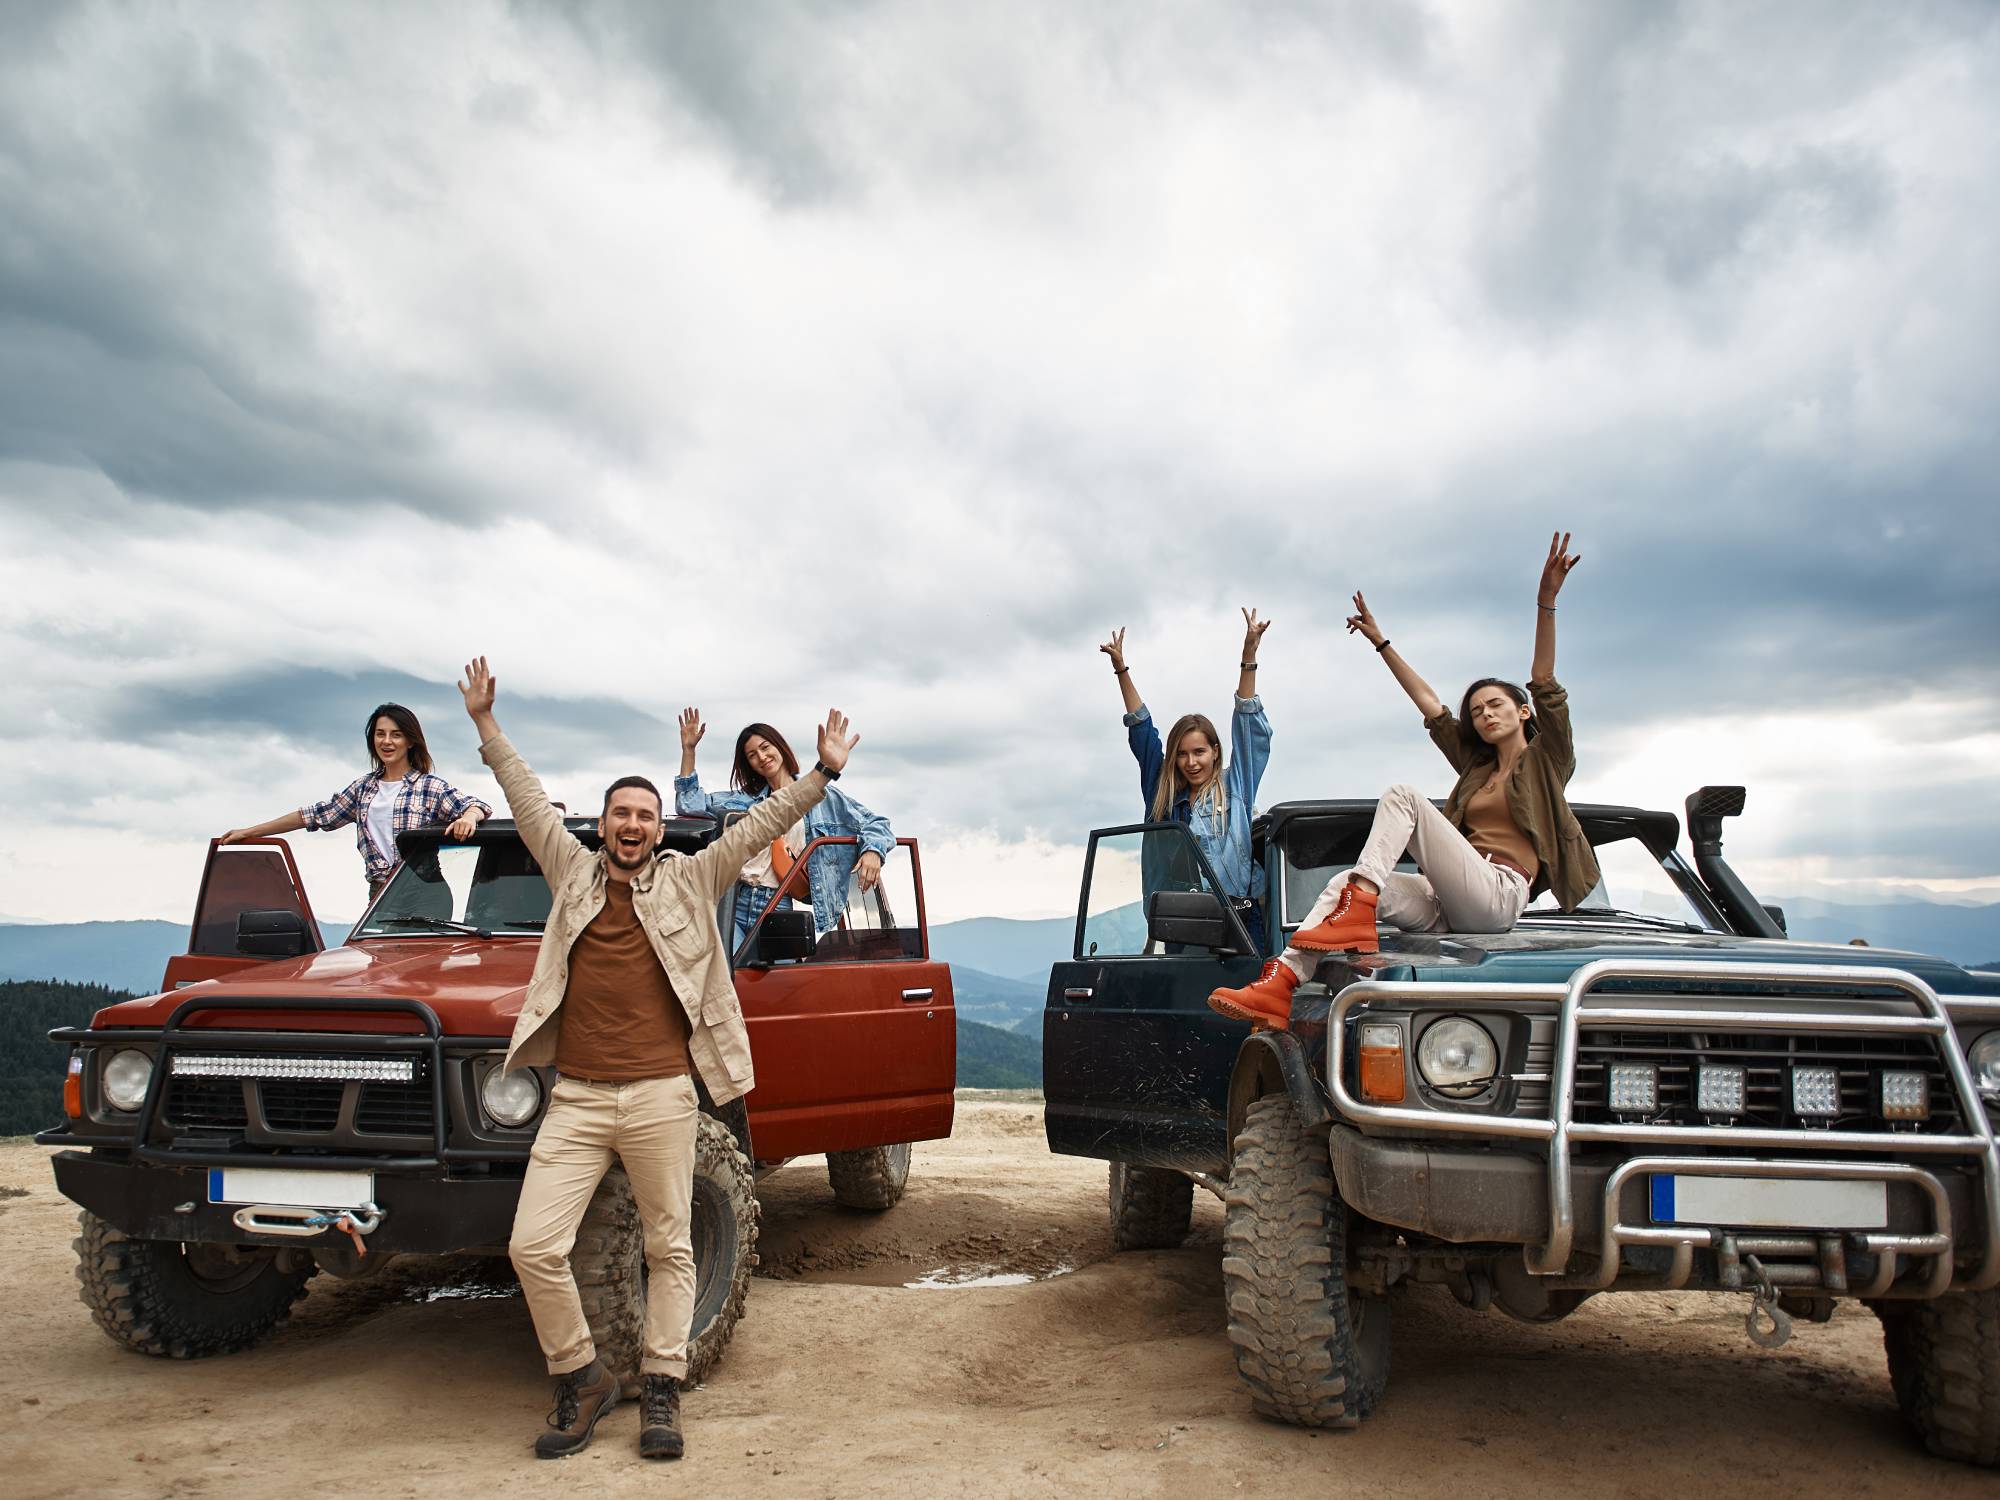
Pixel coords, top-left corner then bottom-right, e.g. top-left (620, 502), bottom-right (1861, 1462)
top-left (639, 1374), bottom-right (685, 1460)
top-left (1208, 960), bottom-right (1299, 1030)
top-left (1291, 882), bottom-right (1380, 953)
top-left (534, 1357), bottom-right (618, 1459)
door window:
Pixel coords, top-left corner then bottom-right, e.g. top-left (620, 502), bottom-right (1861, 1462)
top-left (1077, 824), bottom-right (1224, 959)
top-left (189, 842), bottom-right (321, 956)
top-left (746, 836), bottom-right (925, 965)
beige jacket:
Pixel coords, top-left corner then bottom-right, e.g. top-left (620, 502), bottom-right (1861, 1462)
top-left (483, 731), bottom-right (828, 1105)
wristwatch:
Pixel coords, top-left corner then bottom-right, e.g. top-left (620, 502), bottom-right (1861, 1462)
top-left (812, 760), bottom-right (842, 781)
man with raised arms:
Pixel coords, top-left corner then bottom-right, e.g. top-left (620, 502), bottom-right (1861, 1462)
top-left (459, 656), bottom-right (860, 1460)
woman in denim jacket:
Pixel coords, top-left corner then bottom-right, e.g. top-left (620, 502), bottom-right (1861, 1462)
top-left (674, 709), bottom-right (895, 949)
top-left (1101, 609), bottom-right (1275, 951)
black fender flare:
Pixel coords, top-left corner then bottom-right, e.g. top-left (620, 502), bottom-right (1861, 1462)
top-left (1226, 1030), bottom-right (1332, 1147)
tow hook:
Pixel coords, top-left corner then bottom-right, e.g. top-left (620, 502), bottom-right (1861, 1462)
top-left (231, 1201), bottom-right (385, 1257)
top-left (1742, 1254), bottom-right (1793, 1350)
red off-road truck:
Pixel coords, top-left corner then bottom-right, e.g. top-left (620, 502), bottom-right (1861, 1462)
top-left (39, 818), bottom-right (956, 1388)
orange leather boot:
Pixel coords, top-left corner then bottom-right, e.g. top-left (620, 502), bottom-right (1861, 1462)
top-left (1208, 960), bottom-right (1299, 1030)
top-left (1291, 881), bottom-right (1381, 953)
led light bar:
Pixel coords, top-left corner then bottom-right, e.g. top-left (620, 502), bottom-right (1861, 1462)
top-left (1879, 1069), bottom-right (1930, 1122)
top-left (171, 1054), bottom-right (416, 1084)
top-left (1791, 1064), bottom-right (1841, 1118)
top-left (1697, 1064), bottom-right (1746, 1116)
top-left (1608, 1062), bottom-right (1658, 1114)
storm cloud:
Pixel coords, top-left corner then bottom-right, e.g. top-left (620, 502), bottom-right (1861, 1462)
top-left (1, 0), bottom-right (1996, 921)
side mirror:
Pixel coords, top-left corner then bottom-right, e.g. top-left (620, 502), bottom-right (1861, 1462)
top-left (744, 908), bottom-right (817, 965)
top-left (236, 908), bottom-right (310, 959)
top-left (1761, 903), bottom-right (1788, 935)
top-left (1147, 890), bottom-right (1234, 950)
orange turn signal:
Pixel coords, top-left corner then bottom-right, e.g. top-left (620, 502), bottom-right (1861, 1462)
top-left (63, 1053), bottom-right (84, 1119)
top-left (1358, 1021), bottom-right (1406, 1104)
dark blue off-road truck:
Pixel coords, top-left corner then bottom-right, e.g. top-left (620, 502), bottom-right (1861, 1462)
top-left (1042, 788), bottom-right (2000, 1466)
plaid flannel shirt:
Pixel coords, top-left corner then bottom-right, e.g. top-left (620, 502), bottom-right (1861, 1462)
top-left (299, 771), bottom-right (492, 885)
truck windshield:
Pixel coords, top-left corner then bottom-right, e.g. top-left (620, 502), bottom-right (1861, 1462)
top-left (353, 844), bottom-right (552, 937)
top-left (1281, 828), bottom-right (1722, 935)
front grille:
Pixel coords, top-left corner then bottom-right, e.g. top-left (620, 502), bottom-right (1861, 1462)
top-left (160, 1051), bottom-right (435, 1140)
top-left (1572, 1028), bottom-right (1962, 1134)
top-left (164, 1078), bottom-right (249, 1130)
top-left (355, 1080), bottom-right (435, 1135)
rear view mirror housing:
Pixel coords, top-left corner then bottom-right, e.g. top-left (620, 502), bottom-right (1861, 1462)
top-left (1147, 890), bottom-right (1237, 951)
top-left (744, 908), bottom-right (817, 965)
top-left (236, 908), bottom-right (311, 959)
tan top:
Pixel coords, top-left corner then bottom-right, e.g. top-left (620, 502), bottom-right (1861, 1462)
top-left (1456, 775), bottom-right (1540, 884)
top-left (1425, 676), bottom-right (1601, 912)
top-left (555, 881), bottom-right (691, 1082)
top-left (482, 731), bottom-right (831, 1104)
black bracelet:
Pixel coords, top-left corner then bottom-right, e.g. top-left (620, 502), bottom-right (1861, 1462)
top-left (1375, 638), bottom-right (1391, 654)
top-left (1113, 666), bottom-right (1129, 676)
top-left (1240, 661), bottom-right (1258, 671)
top-left (812, 760), bottom-right (842, 781)
top-left (1538, 603), bottom-right (1556, 613)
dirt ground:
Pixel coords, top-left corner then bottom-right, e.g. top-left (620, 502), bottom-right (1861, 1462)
top-left (2, 1096), bottom-right (1990, 1499)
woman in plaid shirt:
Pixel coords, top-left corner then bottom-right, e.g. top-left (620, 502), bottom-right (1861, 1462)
top-left (221, 702), bottom-right (492, 898)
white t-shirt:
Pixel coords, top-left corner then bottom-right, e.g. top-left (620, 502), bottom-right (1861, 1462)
top-left (738, 818), bottom-right (808, 889)
top-left (366, 780), bottom-right (401, 863)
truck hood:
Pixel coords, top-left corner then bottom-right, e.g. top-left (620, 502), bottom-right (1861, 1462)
top-left (1325, 925), bottom-right (2000, 999)
top-left (92, 938), bottom-right (539, 1034)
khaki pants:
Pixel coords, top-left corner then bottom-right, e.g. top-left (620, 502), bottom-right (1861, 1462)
top-left (509, 1073), bottom-right (700, 1379)
top-left (1281, 783), bottom-right (1530, 980)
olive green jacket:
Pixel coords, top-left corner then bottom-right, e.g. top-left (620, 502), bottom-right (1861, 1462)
top-left (482, 731), bottom-right (828, 1102)
top-left (1424, 676), bottom-right (1600, 912)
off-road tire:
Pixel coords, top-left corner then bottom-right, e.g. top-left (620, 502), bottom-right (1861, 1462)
top-left (1108, 1161), bottom-right (1194, 1251)
top-left (1222, 1092), bottom-right (1389, 1428)
top-left (72, 1211), bottom-right (317, 1358)
top-left (578, 1112), bottom-right (759, 1398)
top-left (827, 1141), bottom-right (913, 1211)
top-left (1880, 1289), bottom-right (2000, 1465)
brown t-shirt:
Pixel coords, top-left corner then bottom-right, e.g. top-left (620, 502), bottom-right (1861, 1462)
top-left (1456, 775), bottom-right (1540, 885)
top-left (554, 880), bottom-right (691, 1082)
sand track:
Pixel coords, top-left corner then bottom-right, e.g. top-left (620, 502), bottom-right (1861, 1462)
top-left (1, 1099), bottom-right (1991, 1498)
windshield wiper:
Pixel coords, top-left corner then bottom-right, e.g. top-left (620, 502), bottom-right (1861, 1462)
top-left (372, 915), bottom-right (492, 939)
top-left (1531, 907), bottom-right (1705, 933)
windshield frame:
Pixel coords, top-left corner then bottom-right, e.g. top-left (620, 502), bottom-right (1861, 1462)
top-left (350, 839), bottom-right (555, 940)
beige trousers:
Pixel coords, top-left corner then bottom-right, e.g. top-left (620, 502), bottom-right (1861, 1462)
top-left (1281, 783), bottom-right (1530, 980)
top-left (509, 1072), bottom-right (700, 1378)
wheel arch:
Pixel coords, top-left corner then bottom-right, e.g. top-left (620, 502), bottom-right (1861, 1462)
top-left (1226, 1030), bottom-right (1332, 1147)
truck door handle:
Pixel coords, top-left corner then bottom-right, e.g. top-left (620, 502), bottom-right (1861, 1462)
top-left (900, 987), bottom-right (934, 1002)
top-left (1063, 987), bottom-right (1094, 1001)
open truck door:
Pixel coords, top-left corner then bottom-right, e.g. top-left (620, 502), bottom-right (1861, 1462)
top-left (160, 838), bottom-right (325, 993)
top-left (728, 835), bottom-right (955, 1167)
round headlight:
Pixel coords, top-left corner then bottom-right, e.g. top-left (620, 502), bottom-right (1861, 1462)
top-left (481, 1067), bottom-right (543, 1127)
top-left (102, 1049), bottom-right (154, 1112)
top-left (1416, 1017), bottom-right (1497, 1097)
top-left (1971, 1031), bottom-right (2000, 1097)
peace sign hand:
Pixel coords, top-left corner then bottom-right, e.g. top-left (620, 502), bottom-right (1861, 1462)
top-left (677, 707), bottom-right (706, 752)
top-left (1240, 607), bottom-right (1272, 656)
top-left (1344, 592), bottom-right (1384, 648)
top-left (1539, 531), bottom-right (1581, 606)
top-left (1098, 627), bottom-right (1127, 670)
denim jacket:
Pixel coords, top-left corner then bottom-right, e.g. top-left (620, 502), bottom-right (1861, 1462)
top-left (1124, 695), bottom-right (1272, 900)
top-left (674, 773), bottom-right (895, 936)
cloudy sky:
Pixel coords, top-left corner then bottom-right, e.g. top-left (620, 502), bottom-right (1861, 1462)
top-left (2, 0), bottom-right (1996, 927)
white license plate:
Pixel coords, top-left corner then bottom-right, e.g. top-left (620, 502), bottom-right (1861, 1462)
top-left (1649, 1174), bottom-right (1887, 1230)
top-left (208, 1167), bottom-right (374, 1210)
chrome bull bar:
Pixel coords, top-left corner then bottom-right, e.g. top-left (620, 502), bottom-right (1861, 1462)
top-left (1324, 960), bottom-right (2000, 1293)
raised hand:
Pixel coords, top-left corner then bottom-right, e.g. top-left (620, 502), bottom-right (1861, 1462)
top-left (1240, 607), bottom-right (1272, 654)
top-left (1098, 627), bottom-right (1127, 671)
top-left (1344, 591), bottom-right (1384, 647)
top-left (458, 657), bottom-right (497, 718)
top-left (677, 707), bottom-right (706, 752)
top-left (1539, 531), bottom-right (1581, 606)
top-left (816, 708), bottom-right (860, 775)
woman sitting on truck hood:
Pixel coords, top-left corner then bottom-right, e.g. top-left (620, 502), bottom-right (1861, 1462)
top-left (1101, 609), bottom-right (1274, 951)
top-left (1210, 534), bottom-right (1600, 1031)
top-left (674, 711), bottom-right (895, 949)
top-left (220, 702), bottom-right (491, 900)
